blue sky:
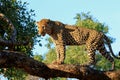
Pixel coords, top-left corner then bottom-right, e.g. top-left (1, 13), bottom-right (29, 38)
top-left (23, 0), bottom-right (120, 55)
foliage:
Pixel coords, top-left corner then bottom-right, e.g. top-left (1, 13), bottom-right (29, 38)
top-left (50, 78), bottom-right (67, 80)
top-left (0, 0), bottom-right (40, 55)
top-left (43, 37), bottom-right (56, 63)
top-left (115, 59), bottom-right (120, 70)
top-left (0, 0), bottom-right (40, 79)
top-left (33, 55), bottom-right (43, 62)
top-left (0, 68), bottom-right (27, 80)
top-left (43, 48), bottom-right (56, 63)
top-left (65, 46), bottom-right (89, 64)
top-left (74, 12), bottom-right (108, 33)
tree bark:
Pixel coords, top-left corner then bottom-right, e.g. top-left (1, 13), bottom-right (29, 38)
top-left (0, 51), bottom-right (120, 80)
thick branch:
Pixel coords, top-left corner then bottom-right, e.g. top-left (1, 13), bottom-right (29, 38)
top-left (0, 51), bottom-right (120, 80)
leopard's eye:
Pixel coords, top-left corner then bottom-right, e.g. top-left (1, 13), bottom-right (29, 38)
top-left (47, 21), bottom-right (50, 24)
top-left (42, 25), bottom-right (45, 29)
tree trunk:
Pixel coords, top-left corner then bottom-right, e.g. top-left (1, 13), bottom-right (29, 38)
top-left (0, 51), bottom-right (120, 80)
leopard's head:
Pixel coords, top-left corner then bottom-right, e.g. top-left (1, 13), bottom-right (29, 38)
top-left (36, 19), bottom-right (53, 36)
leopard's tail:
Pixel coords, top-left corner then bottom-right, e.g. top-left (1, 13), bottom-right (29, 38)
top-left (104, 34), bottom-right (120, 59)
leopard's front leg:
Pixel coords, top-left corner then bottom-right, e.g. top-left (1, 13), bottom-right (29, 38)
top-left (81, 42), bottom-right (96, 67)
top-left (52, 44), bottom-right (66, 64)
top-left (51, 29), bottom-right (66, 64)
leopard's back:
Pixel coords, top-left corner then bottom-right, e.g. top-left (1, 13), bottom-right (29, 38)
top-left (62, 25), bottom-right (91, 45)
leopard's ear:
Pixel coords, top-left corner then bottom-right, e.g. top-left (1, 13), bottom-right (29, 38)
top-left (35, 21), bottom-right (39, 25)
top-left (47, 19), bottom-right (55, 26)
top-left (46, 19), bottom-right (51, 24)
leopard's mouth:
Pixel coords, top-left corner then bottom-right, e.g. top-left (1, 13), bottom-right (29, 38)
top-left (40, 31), bottom-right (46, 36)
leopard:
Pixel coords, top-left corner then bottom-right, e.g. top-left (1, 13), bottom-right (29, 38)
top-left (37, 19), bottom-right (120, 70)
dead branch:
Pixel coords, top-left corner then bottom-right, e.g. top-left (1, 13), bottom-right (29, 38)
top-left (0, 51), bottom-right (120, 80)
top-left (0, 13), bottom-right (16, 42)
top-left (0, 13), bottom-right (28, 46)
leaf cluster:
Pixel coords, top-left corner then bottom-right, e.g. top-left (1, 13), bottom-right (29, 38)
top-left (0, 0), bottom-right (41, 79)
top-left (0, 0), bottom-right (40, 56)
top-left (74, 12), bottom-right (109, 33)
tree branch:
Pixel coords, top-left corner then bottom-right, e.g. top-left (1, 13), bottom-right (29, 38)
top-left (0, 13), bottom-right (16, 42)
top-left (0, 13), bottom-right (29, 46)
top-left (0, 51), bottom-right (120, 80)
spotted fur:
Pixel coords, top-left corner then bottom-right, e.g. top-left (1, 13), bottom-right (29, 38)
top-left (37, 19), bottom-right (120, 70)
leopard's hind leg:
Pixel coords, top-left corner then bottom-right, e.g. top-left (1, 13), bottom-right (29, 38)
top-left (98, 41), bottom-right (114, 70)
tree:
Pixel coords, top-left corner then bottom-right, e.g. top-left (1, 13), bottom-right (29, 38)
top-left (25, 55), bottom-right (43, 80)
top-left (74, 12), bottom-right (108, 33)
top-left (0, 0), bottom-right (40, 79)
